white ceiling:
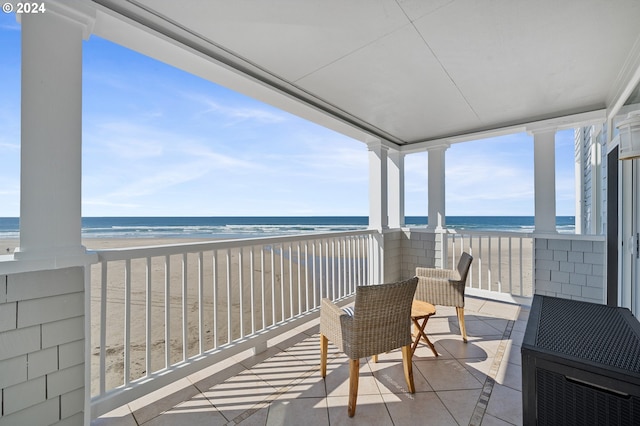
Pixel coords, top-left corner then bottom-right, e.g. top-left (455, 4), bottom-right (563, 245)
top-left (90, 0), bottom-right (640, 147)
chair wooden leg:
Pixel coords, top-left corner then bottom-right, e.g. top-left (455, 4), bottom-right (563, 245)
top-left (457, 307), bottom-right (467, 342)
top-left (372, 354), bottom-right (378, 363)
top-left (401, 345), bottom-right (415, 393)
top-left (320, 334), bottom-right (328, 377)
top-left (348, 359), bottom-right (359, 417)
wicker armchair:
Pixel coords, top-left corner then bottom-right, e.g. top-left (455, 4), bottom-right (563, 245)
top-left (416, 252), bottom-right (473, 342)
top-left (320, 277), bottom-right (418, 417)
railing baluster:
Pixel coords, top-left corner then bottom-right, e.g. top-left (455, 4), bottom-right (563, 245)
top-left (303, 241), bottom-right (308, 312)
top-left (318, 241), bottom-right (323, 300)
top-left (145, 256), bottom-right (152, 378)
top-left (297, 242), bottom-right (302, 315)
top-left (249, 247), bottom-right (255, 334)
top-left (238, 248), bottom-right (244, 337)
top-left (497, 238), bottom-right (502, 293)
top-left (261, 246), bottom-right (266, 330)
top-left (478, 237), bottom-right (483, 290)
top-left (164, 255), bottom-right (170, 367)
top-left (212, 250), bottom-right (218, 349)
top-left (288, 243), bottom-right (293, 318)
top-left (226, 249), bottom-right (232, 343)
top-left (488, 237), bottom-right (492, 291)
top-left (198, 251), bottom-right (204, 354)
top-left (468, 235), bottom-right (474, 288)
top-left (325, 240), bottom-right (330, 299)
top-left (335, 239), bottom-right (341, 298)
top-left (182, 253), bottom-right (188, 361)
top-left (280, 243), bottom-right (285, 321)
top-left (359, 236), bottom-right (364, 286)
top-left (313, 240), bottom-right (319, 305)
top-left (271, 245), bottom-right (276, 326)
top-left (99, 262), bottom-right (107, 395)
top-left (509, 237), bottom-right (513, 293)
top-left (347, 238), bottom-right (352, 295)
top-left (331, 239), bottom-right (336, 299)
top-left (519, 238), bottom-right (524, 297)
top-left (355, 237), bottom-right (360, 288)
top-left (342, 239), bottom-right (347, 297)
top-left (124, 259), bottom-right (131, 385)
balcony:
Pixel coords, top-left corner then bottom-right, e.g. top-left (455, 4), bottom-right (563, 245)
top-left (94, 295), bottom-right (527, 425)
top-left (73, 228), bottom-right (602, 425)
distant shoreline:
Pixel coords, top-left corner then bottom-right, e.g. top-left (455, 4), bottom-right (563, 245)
top-left (0, 215), bottom-right (576, 241)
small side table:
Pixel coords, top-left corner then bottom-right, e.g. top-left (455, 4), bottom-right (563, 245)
top-left (411, 300), bottom-right (438, 357)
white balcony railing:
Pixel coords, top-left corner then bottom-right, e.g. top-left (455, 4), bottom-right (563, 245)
top-left (88, 227), bottom-right (535, 418)
top-left (445, 229), bottom-right (534, 302)
top-left (89, 230), bottom-right (376, 419)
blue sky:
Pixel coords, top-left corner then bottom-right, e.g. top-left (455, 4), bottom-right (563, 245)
top-left (0, 13), bottom-right (575, 217)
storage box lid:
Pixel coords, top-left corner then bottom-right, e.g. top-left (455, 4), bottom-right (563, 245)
top-left (524, 295), bottom-right (640, 375)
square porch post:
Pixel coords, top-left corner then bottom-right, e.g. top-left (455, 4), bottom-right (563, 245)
top-left (388, 148), bottom-right (405, 229)
top-left (427, 144), bottom-right (449, 268)
top-left (15, 4), bottom-right (93, 260)
top-left (530, 128), bottom-right (558, 234)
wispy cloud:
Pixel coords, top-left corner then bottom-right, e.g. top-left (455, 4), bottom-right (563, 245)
top-left (0, 188), bottom-right (19, 196)
top-left (0, 22), bottom-right (20, 31)
top-left (179, 142), bottom-right (261, 170)
top-left (107, 162), bottom-right (211, 198)
top-left (83, 70), bottom-right (134, 92)
top-left (186, 93), bottom-right (288, 125)
top-left (82, 199), bottom-right (140, 209)
top-left (0, 141), bottom-right (19, 150)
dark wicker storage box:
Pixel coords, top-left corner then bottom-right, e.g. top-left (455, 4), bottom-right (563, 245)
top-left (522, 295), bottom-right (640, 425)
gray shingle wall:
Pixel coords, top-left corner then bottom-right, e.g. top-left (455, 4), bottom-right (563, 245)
top-left (0, 268), bottom-right (85, 425)
top-left (534, 237), bottom-right (605, 303)
top-left (395, 229), bottom-right (438, 280)
top-left (383, 230), bottom-right (402, 282)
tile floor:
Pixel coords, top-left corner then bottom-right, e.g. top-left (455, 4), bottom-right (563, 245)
top-left (93, 296), bottom-right (529, 426)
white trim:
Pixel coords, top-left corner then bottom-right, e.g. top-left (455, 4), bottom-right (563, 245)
top-left (607, 33), bottom-right (640, 120)
top-left (402, 110), bottom-right (607, 154)
top-left (0, 252), bottom-right (98, 275)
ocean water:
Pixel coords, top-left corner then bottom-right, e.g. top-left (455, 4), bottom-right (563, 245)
top-left (0, 216), bottom-right (575, 239)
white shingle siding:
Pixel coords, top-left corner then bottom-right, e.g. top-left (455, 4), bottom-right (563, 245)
top-left (398, 229), bottom-right (438, 280)
top-left (576, 124), bottom-right (607, 235)
top-left (0, 355), bottom-right (27, 390)
top-left (0, 267), bottom-right (85, 424)
top-left (534, 236), bottom-right (605, 303)
top-left (3, 376), bottom-right (47, 416)
top-left (0, 301), bottom-right (16, 332)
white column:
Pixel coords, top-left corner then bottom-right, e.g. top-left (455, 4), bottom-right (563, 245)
top-left (368, 141), bottom-right (389, 231)
top-left (15, 7), bottom-right (92, 259)
top-left (574, 128), bottom-right (584, 234)
top-left (427, 144), bottom-right (448, 230)
top-left (532, 129), bottom-right (557, 233)
top-left (388, 149), bottom-right (405, 229)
